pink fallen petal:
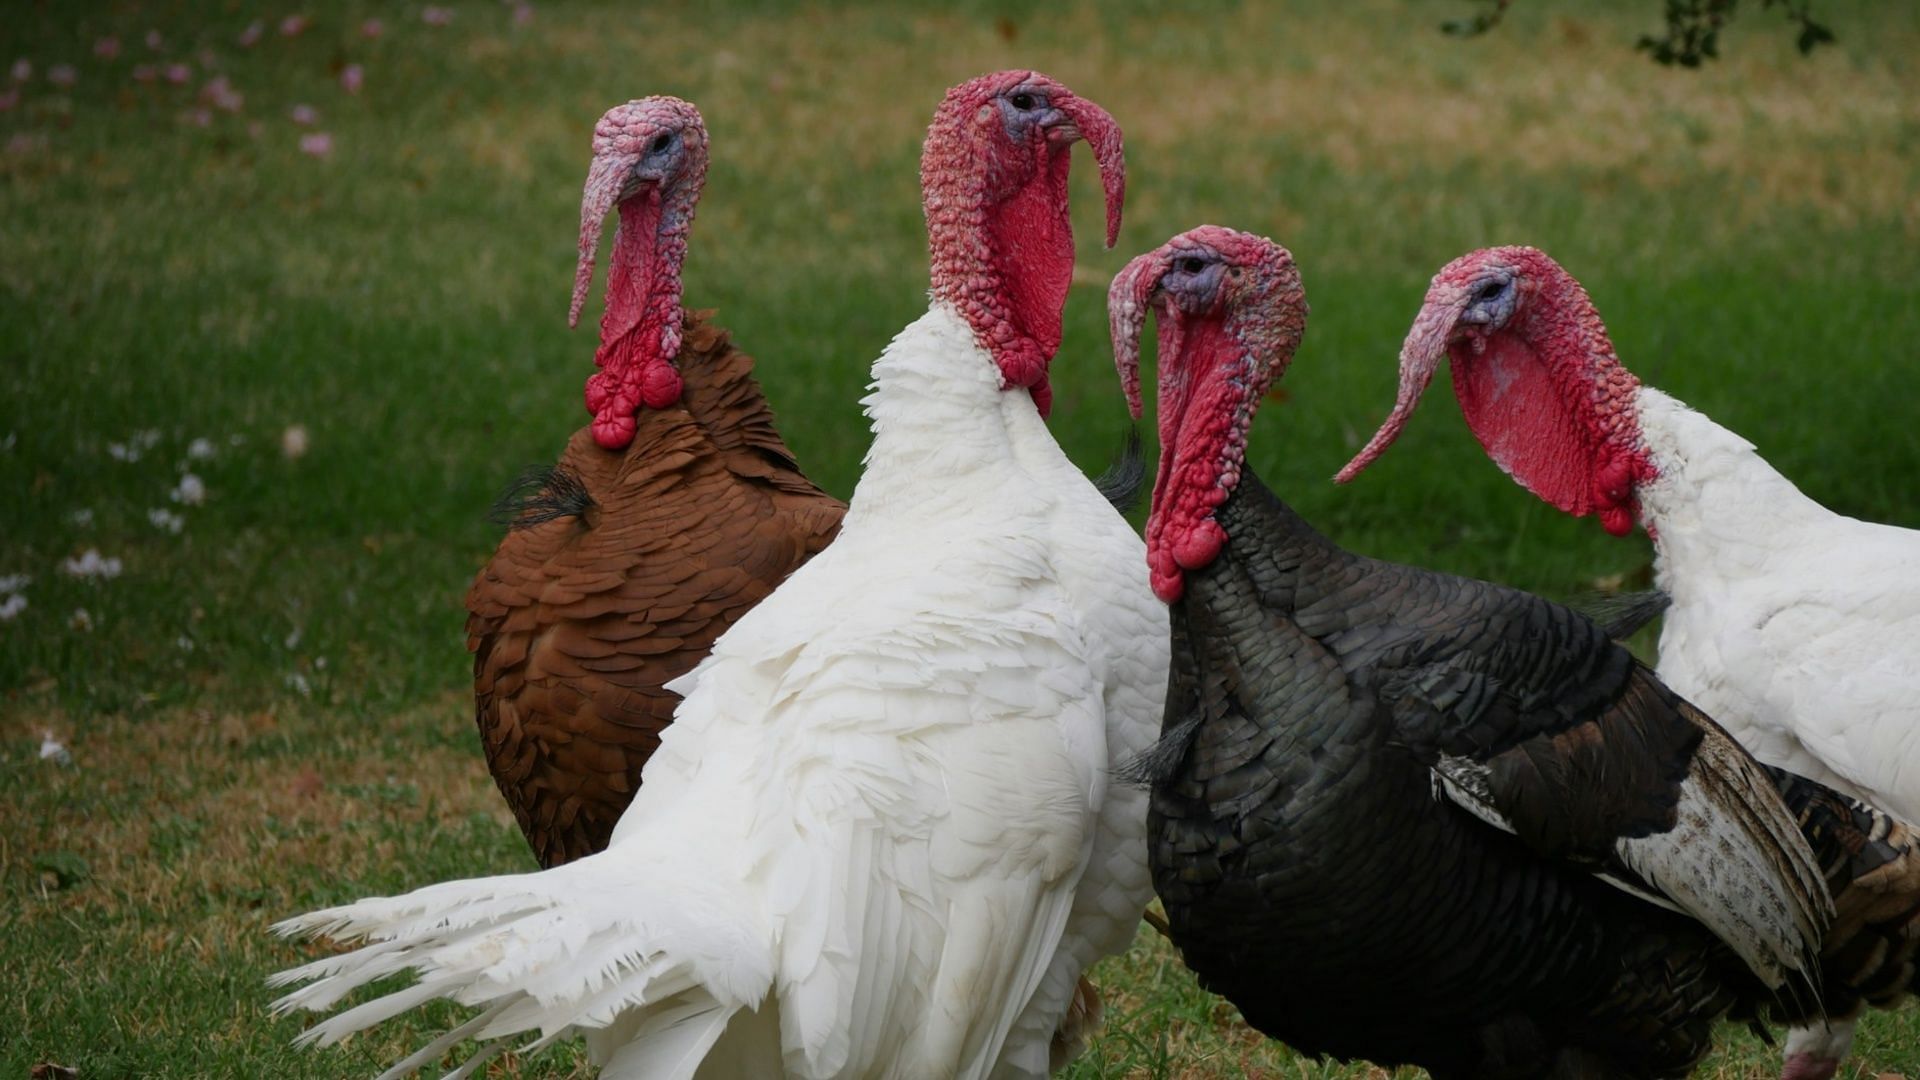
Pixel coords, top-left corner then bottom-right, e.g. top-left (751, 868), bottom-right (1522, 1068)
top-left (200, 76), bottom-right (244, 112)
top-left (299, 131), bottom-right (333, 157)
top-left (132, 64), bottom-right (157, 83)
top-left (511, 3), bottom-right (534, 26)
top-left (94, 37), bottom-right (121, 60)
top-left (422, 6), bottom-right (453, 26)
top-left (9, 59), bottom-right (30, 83)
top-left (145, 29), bottom-right (164, 51)
top-left (163, 62), bottom-right (192, 85)
top-left (185, 107), bottom-right (212, 127)
top-left (246, 120), bottom-right (264, 139)
top-left (360, 18), bottom-right (384, 38)
top-left (289, 103), bottom-right (318, 125)
top-left (339, 64), bottom-right (363, 94)
top-left (237, 21), bottom-right (264, 48)
top-left (279, 14), bottom-right (310, 37)
top-left (0, 89), bottom-right (17, 112)
top-left (6, 133), bottom-right (41, 154)
top-left (48, 64), bottom-right (76, 88)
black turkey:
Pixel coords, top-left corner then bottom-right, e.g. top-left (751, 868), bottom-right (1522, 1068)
top-left (1108, 226), bottom-right (1920, 1080)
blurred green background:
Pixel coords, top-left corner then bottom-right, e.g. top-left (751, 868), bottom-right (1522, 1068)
top-left (4, 1), bottom-right (1916, 1076)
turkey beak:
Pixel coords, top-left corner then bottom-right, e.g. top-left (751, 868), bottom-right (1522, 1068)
top-left (570, 151), bottom-right (644, 329)
top-left (1333, 289), bottom-right (1461, 484)
top-left (1056, 95), bottom-right (1125, 249)
top-left (1108, 249), bottom-right (1167, 421)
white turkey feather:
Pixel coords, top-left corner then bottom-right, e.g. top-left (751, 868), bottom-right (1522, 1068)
top-left (1636, 387), bottom-right (1920, 825)
top-left (271, 303), bottom-right (1167, 1078)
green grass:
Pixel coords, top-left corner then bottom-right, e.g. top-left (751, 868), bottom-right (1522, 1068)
top-left (4, 1), bottom-right (1919, 1076)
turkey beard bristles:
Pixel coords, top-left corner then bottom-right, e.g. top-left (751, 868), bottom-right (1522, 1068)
top-left (1108, 226), bottom-right (1307, 604)
top-left (488, 464), bottom-right (596, 530)
top-left (570, 97), bottom-right (710, 450)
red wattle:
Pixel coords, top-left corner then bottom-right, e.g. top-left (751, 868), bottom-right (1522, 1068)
top-left (638, 358), bottom-right (683, 410)
top-left (1145, 318), bottom-right (1247, 604)
top-left (1149, 549), bottom-right (1185, 604)
top-left (584, 371), bottom-right (615, 414)
top-left (1173, 522), bottom-right (1226, 571)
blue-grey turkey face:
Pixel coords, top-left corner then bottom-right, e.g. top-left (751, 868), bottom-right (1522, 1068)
top-left (1158, 247), bottom-right (1230, 316)
top-left (1459, 269), bottom-right (1519, 332)
top-left (995, 84), bottom-right (1067, 143)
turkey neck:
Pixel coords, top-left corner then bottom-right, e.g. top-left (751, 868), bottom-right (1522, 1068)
top-left (1159, 467), bottom-right (1370, 775)
top-left (1630, 386), bottom-right (1824, 581)
top-left (845, 302), bottom-right (1064, 522)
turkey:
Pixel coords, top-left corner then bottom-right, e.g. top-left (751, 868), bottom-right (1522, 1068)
top-left (1105, 225), bottom-right (1908, 1078)
top-left (468, 96), bottom-right (844, 871)
top-left (1338, 245), bottom-right (1920, 1080)
top-left (272, 69), bottom-right (1165, 1079)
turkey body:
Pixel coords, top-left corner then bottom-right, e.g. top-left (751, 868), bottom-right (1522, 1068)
top-left (1148, 472), bottom-right (1813, 1080)
top-left (1635, 388), bottom-right (1920, 826)
top-left (468, 309), bottom-right (844, 868)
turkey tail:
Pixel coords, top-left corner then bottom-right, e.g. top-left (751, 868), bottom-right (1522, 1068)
top-left (1614, 711), bottom-right (1832, 1011)
top-left (1766, 765), bottom-right (1920, 1009)
top-left (269, 846), bottom-right (773, 1077)
top-left (1091, 428), bottom-right (1147, 517)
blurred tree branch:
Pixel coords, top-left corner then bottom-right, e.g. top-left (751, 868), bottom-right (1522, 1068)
top-left (1440, 0), bottom-right (1835, 65)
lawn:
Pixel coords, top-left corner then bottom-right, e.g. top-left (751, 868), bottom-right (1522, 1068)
top-left (3, 1), bottom-right (1918, 1077)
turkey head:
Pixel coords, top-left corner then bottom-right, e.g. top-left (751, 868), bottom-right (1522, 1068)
top-left (1336, 247), bottom-right (1655, 537)
top-left (572, 97), bottom-right (710, 450)
top-left (1109, 226), bottom-right (1307, 602)
top-left (921, 69), bottom-right (1125, 418)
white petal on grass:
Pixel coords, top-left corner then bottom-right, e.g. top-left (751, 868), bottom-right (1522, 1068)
top-left (39, 732), bottom-right (72, 765)
top-left (171, 474), bottom-right (206, 506)
top-left (0, 594), bottom-right (26, 621)
top-left (70, 607), bottom-right (92, 631)
top-left (284, 627), bottom-right (302, 650)
top-left (148, 508), bottom-right (185, 534)
top-left (0, 573), bottom-right (30, 593)
top-left (285, 672), bottom-right (312, 698)
top-left (61, 549), bottom-right (124, 580)
top-left (176, 635), bottom-right (194, 652)
top-left (70, 508), bottom-right (93, 527)
top-left (281, 424), bottom-right (309, 459)
top-left (187, 437), bottom-right (216, 461)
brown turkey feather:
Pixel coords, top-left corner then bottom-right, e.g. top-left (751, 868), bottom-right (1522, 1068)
top-left (467, 309), bottom-right (844, 868)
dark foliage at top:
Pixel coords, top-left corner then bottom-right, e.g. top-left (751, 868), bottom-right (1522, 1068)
top-left (1443, 0), bottom-right (1835, 66)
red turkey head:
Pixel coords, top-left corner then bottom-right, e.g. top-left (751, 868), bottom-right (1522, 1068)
top-left (1335, 247), bottom-right (1653, 537)
top-left (1110, 226), bottom-right (1308, 603)
top-left (571, 96), bottom-right (709, 450)
top-left (921, 70), bottom-right (1125, 418)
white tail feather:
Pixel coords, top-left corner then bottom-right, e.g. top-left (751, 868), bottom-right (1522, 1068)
top-left (270, 847), bottom-right (773, 1078)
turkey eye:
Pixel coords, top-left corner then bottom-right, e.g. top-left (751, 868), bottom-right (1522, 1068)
top-left (1009, 92), bottom-right (1036, 111)
top-left (650, 133), bottom-right (674, 154)
top-left (1474, 279), bottom-right (1505, 302)
top-left (1180, 257), bottom-right (1207, 274)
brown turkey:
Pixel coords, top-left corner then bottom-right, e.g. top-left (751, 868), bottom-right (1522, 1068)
top-left (1108, 225), bottom-right (1920, 1079)
top-left (466, 97), bottom-right (844, 870)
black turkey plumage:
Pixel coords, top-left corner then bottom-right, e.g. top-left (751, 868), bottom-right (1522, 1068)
top-left (1103, 226), bottom-right (1920, 1079)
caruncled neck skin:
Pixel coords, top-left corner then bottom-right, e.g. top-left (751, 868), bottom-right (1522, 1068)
top-left (570, 98), bottom-right (709, 450)
top-left (1337, 246), bottom-right (1655, 538)
top-left (920, 70), bottom-right (1125, 419)
top-left (1110, 227), bottom-right (1308, 602)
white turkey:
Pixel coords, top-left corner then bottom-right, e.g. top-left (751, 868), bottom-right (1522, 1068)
top-left (1338, 245), bottom-right (1920, 1080)
top-left (1113, 225), bottom-right (1920, 1078)
top-left (269, 69), bottom-right (1165, 1080)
